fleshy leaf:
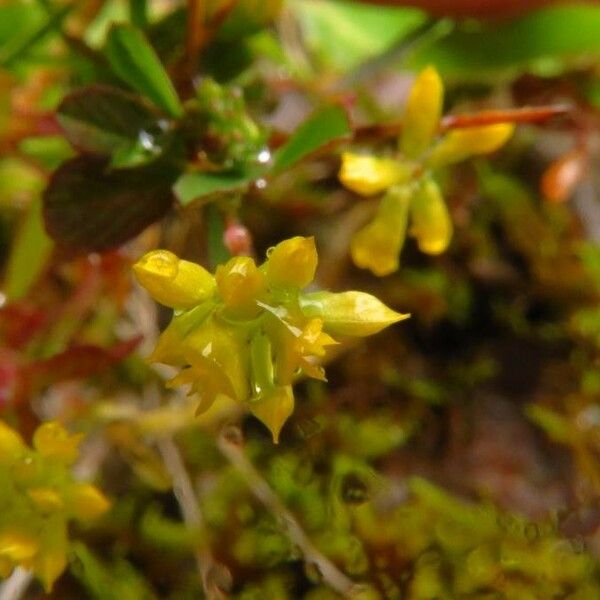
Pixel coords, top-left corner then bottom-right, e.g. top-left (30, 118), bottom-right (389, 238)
top-left (400, 66), bottom-right (444, 159)
top-left (409, 177), bottom-right (453, 255)
top-left (427, 123), bottom-right (515, 167)
top-left (301, 291), bottom-right (409, 337)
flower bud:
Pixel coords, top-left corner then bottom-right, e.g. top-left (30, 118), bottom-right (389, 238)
top-left (133, 250), bottom-right (216, 310)
top-left (409, 178), bottom-right (452, 255)
top-left (32, 422), bottom-right (83, 465)
top-left (301, 291), bottom-right (409, 337)
top-left (401, 66), bottom-right (443, 159)
top-left (339, 153), bottom-right (413, 197)
top-left (216, 256), bottom-right (266, 318)
top-left (265, 236), bottom-right (318, 289)
top-left (427, 123), bottom-right (515, 167)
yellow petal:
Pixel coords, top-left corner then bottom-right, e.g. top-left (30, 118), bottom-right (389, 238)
top-left (69, 483), bottom-right (110, 521)
top-left (265, 236), bottom-right (318, 289)
top-left (350, 185), bottom-right (412, 276)
top-left (249, 385), bottom-right (294, 443)
top-left (401, 66), bottom-right (443, 159)
top-left (133, 250), bottom-right (216, 310)
top-left (409, 178), bottom-right (452, 255)
top-left (0, 420), bottom-right (25, 463)
top-left (339, 152), bottom-right (413, 197)
top-left (183, 319), bottom-right (250, 402)
top-left (0, 531), bottom-right (38, 562)
top-left (27, 488), bottom-right (64, 513)
top-left (427, 123), bottom-right (515, 167)
top-left (150, 302), bottom-right (214, 366)
top-left (216, 256), bottom-right (266, 318)
top-left (32, 422), bottom-right (83, 464)
top-left (35, 547), bottom-right (67, 593)
top-left (301, 291), bottom-right (409, 337)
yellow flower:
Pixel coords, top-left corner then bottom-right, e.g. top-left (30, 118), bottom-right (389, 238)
top-left (138, 239), bottom-right (406, 442)
top-left (337, 66), bottom-right (515, 275)
top-left (0, 420), bottom-right (109, 591)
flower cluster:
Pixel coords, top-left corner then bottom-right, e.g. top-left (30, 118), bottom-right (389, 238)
top-left (0, 421), bottom-right (110, 591)
top-left (134, 237), bottom-right (408, 442)
top-left (339, 66), bottom-right (515, 276)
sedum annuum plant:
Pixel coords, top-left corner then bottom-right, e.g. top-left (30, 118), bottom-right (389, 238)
top-left (0, 421), bottom-right (110, 591)
top-left (133, 237), bottom-right (408, 442)
top-left (339, 66), bottom-right (515, 276)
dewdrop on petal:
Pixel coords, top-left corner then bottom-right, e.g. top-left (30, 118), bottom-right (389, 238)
top-left (265, 236), bottom-right (318, 289)
top-left (133, 249), bottom-right (216, 310)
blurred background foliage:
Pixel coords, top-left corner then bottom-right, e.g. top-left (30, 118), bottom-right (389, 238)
top-left (1, 0), bottom-right (600, 598)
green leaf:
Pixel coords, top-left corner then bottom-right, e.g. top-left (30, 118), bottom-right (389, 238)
top-left (272, 105), bottom-right (351, 174)
top-left (43, 156), bottom-right (177, 252)
top-left (409, 5), bottom-right (600, 79)
top-left (70, 543), bottom-right (155, 600)
top-left (57, 85), bottom-right (159, 155)
top-left (4, 198), bottom-right (53, 301)
top-left (0, 3), bottom-right (71, 68)
top-left (293, 0), bottom-right (426, 72)
top-left (173, 169), bottom-right (259, 206)
top-left (104, 24), bottom-right (182, 117)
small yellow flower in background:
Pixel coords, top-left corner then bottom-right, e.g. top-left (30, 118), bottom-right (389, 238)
top-left (339, 66), bottom-right (515, 276)
top-left (0, 420), bottom-right (109, 591)
top-left (134, 237), bottom-right (408, 442)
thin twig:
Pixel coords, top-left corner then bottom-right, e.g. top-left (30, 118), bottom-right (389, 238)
top-left (158, 436), bottom-right (230, 599)
top-left (217, 431), bottom-right (358, 598)
top-left (186, 0), bottom-right (205, 79)
top-left (0, 569), bottom-right (33, 600)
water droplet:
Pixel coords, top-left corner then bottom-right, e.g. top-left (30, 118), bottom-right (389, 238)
top-left (341, 472), bottom-right (369, 505)
top-left (255, 178), bottom-right (267, 190)
top-left (257, 148), bottom-right (272, 164)
top-left (266, 246), bottom-right (275, 258)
